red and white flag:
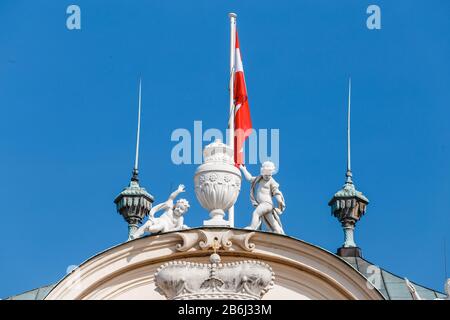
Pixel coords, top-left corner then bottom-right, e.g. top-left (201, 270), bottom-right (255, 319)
top-left (233, 30), bottom-right (253, 165)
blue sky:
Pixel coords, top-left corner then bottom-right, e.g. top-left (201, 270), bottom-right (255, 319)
top-left (1, 0), bottom-right (450, 298)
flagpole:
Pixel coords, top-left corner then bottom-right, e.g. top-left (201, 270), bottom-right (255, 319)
top-left (228, 12), bottom-right (237, 227)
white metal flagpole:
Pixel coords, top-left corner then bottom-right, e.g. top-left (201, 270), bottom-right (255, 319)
top-left (228, 13), bottom-right (237, 227)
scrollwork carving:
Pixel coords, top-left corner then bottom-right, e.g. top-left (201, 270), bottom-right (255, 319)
top-left (174, 229), bottom-right (256, 252)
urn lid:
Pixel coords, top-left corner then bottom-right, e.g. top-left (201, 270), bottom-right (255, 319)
top-left (203, 139), bottom-right (234, 165)
top-left (329, 180), bottom-right (369, 204)
top-left (114, 178), bottom-right (154, 203)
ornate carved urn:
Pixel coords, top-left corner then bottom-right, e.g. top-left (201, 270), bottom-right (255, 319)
top-left (328, 171), bottom-right (369, 257)
top-left (194, 139), bottom-right (241, 226)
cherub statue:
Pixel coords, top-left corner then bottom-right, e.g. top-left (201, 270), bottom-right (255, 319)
top-left (240, 161), bottom-right (286, 234)
top-left (130, 184), bottom-right (190, 239)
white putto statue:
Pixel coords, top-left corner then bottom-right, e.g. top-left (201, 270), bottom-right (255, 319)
top-left (130, 184), bottom-right (190, 239)
top-left (240, 161), bottom-right (286, 234)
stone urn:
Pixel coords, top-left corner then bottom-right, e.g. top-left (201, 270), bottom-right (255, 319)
top-left (194, 139), bottom-right (242, 226)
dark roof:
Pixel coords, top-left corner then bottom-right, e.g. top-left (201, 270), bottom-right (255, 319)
top-left (341, 256), bottom-right (446, 300)
top-left (4, 284), bottom-right (55, 300)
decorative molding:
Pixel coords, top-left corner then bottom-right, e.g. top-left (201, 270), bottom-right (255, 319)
top-left (155, 253), bottom-right (274, 300)
top-left (44, 228), bottom-right (385, 300)
top-left (174, 229), bottom-right (256, 252)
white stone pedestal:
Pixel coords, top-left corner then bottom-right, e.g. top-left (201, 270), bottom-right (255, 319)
top-left (203, 212), bottom-right (231, 227)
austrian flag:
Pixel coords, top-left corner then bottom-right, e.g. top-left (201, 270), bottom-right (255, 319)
top-left (233, 31), bottom-right (253, 165)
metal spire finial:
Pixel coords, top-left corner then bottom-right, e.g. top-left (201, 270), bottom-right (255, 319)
top-left (346, 77), bottom-right (353, 184)
top-left (328, 78), bottom-right (369, 257)
top-left (114, 77), bottom-right (154, 240)
top-left (132, 77), bottom-right (142, 181)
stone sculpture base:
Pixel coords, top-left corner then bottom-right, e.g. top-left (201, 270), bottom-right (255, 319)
top-left (203, 216), bottom-right (231, 227)
top-left (337, 247), bottom-right (362, 258)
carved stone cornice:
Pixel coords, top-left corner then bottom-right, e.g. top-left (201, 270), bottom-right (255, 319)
top-left (174, 229), bottom-right (256, 252)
